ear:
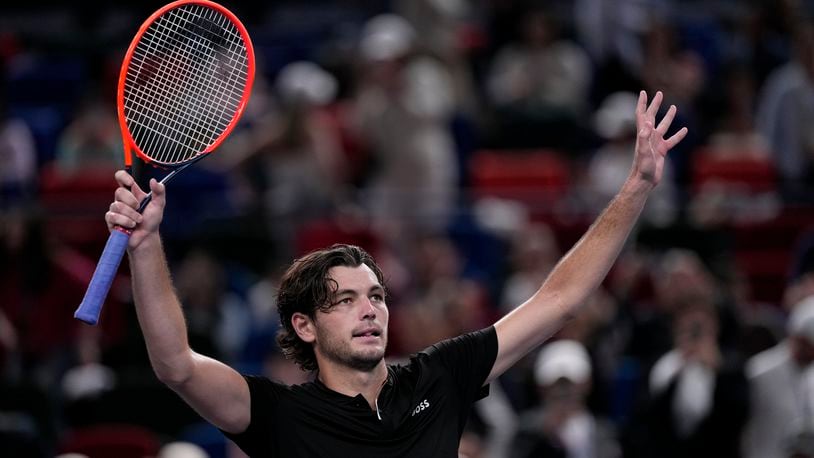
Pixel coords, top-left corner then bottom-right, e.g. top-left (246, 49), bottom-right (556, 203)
top-left (291, 312), bottom-right (316, 343)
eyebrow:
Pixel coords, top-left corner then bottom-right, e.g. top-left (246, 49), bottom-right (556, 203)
top-left (333, 285), bottom-right (385, 298)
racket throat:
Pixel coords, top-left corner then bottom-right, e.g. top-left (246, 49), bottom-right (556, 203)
top-left (135, 157), bottom-right (200, 213)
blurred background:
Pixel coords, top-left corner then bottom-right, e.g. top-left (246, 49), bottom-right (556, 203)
top-left (3, 0), bottom-right (814, 456)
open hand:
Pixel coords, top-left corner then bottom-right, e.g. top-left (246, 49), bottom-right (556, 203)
top-left (632, 91), bottom-right (688, 186)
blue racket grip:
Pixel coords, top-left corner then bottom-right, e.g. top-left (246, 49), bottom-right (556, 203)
top-left (74, 229), bottom-right (131, 325)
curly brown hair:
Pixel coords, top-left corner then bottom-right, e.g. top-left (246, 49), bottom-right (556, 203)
top-left (276, 244), bottom-right (385, 371)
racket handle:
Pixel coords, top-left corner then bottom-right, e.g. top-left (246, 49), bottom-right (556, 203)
top-left (74, 229), bottom-right (131, 325)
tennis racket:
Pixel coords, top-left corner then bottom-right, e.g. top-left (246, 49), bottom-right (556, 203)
top-left (74, 0), bottom-right (255, 325)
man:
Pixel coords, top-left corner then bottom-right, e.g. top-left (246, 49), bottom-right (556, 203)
top-left (104, 91), bottom-right (686, 456)
top-left (511, 339), bottom-right (620, 458)
top-left (634, 294), bottom-right (748, 458)
top-left (742, 295), bottom-right (814, 458)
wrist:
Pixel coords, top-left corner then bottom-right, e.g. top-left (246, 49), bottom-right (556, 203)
top-left (128, 232), bottom-right (162, 255)
top-left (622, 173), bottom-right (656, 196)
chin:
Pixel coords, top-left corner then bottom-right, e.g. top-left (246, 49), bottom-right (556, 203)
top-left (348, 354), bottom-right (384, 372)
top-left (351, 346), bottom-right (386, 368)
top-left (359, 348), bottom-right (386, 363)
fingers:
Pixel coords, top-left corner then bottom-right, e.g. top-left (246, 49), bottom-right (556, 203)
top-left (107, 186), bottom-right (142, 230)
top-left (664, 126), bottom-right (689, 149)
top-left (636, 90), bottom-right (647, 119)
top-left (106, 206), bottom-right (141, 230)
top-left (109, 170), bottom-right (146, 230)
top-left (107, 172), bottom-right (168, 234)
top-left (114, 169), bottom-right (147, 200)
top-left (656, 105), bottom-right (676, 135)
top-left (637, 90), bottom-right (687, 149)
top-left (645, 91), bottom-right (663, 119)
top-left (114, 170), bottom-right (135, 188)
top-left (114, 186), bottom-right (139, 209)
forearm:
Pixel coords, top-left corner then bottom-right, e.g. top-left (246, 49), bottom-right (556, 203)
top-left (128, 233), bottom-right (194, 385)
top-left (490, 176), bottom-right (651, 380)
top-left (490, 90), bottom-right (686, 382)
top-left (538, 175), bottom-right (651, 316)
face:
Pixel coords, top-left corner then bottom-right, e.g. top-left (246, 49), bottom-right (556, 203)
top-left (299, 264), bottom-right (389, 372)
top-left (673, 308), bottom-right (717, 350)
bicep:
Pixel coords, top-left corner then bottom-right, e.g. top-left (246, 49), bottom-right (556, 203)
top-left (169, 352), bottom-right (251, 434)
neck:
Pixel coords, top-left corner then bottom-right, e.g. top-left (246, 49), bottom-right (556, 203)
top-left (318, 359), bottom-right (388, 409)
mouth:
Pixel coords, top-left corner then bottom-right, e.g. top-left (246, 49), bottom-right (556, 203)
top-left (352, 329), bottom-right (382, 339)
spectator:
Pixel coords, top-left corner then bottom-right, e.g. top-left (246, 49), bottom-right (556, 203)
top-left (628, 294), bottom-right (748, 458)
top-left (219, 62), bottom-right (346, 262)
top-left (756, 15), bottom-right (814, 200)
top-left (173, 248), bottom-right (250, 364)
top-left (511, 339), bottom-right (620, 458)
top-left (54, 91), bottom-right (121, 174)
top-left (742, 295), bottom-right (814, 458)
top-left (0, 89), bottom-right (37, 206)
top-left (500, 222), bottom-right (561, 314)
top-left (389, 234), bottom-right (491, 355)
top-left (352, 13), bottom-right (460, 243)
top-left (486, 3), bottom-right (592, 149)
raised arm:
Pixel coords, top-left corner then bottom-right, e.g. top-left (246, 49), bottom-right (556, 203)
top-left (488, 91), bottom-right (688, 382)
top-left (107, 171), bottom-right (250, 433)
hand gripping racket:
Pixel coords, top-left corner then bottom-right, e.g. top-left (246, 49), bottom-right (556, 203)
top-left (74, 0), bottom-right (255, 325)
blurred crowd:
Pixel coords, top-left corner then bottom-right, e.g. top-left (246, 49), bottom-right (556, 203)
top-left (3, 0), bottom-right (814, 457)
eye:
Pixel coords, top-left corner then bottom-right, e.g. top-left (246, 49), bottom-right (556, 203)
top-left (331, 297), bottom-right (353, 307)
top-left (370, 294), bottom-right (385, 303)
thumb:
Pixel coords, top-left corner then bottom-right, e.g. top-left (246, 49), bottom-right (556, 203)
top-left (638, 121), bottom-right (654, 140)
top-left (149, 178), bottom-right (167, 207)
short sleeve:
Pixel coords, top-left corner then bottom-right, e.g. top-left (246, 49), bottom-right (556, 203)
top-left (421, 326), bottom-right (498, 403)
top-left (220, 375), bottom-right (285, 457)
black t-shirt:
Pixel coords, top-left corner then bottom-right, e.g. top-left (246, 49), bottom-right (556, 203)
top-left (223, 326), bottom-right (498, 457)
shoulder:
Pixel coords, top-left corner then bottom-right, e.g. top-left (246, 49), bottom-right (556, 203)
top-left (746, 343), bottom-right (790, 380)
top-left (389, 328), bottom-right (498, 384)
top-left (758, 63), bottom-right (808, 110)
top-left (766, 63), bottom-right (807, 92)
top-left (413, 327), bottom-right (497, 371)
top-left (421, 327), bottom-right (497, 356)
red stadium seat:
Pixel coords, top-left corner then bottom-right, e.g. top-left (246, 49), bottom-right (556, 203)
top-left (468, 149), bottom-right (571, 213)
top-left (58, 423), bottom-right (160, 458)
top-left (38, 163), bottom-right (117, 253)
top-left (688, 146), bottom-right (786, 302)
top-left (690, 147), bottom-right (777, 193)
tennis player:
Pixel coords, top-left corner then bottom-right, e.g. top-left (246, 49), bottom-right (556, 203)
top-left (104, 90), bottom-right (686, 456)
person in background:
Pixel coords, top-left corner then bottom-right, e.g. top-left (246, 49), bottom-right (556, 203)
top-left (756, 14), bottom-right (814, 201)
top-left (0, 86), bottom-right (37, 206)
top-left (352, 13), bottom-right (460, 245)
top-left (511, 339), bottom-right (620, 458)
top-left (630, 293), bottom-right (748, 458)
top-left (742, 295), bottom-right (814, 458)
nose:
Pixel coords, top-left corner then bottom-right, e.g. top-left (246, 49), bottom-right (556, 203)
top-left (360, 297), bottom-right (376, 320)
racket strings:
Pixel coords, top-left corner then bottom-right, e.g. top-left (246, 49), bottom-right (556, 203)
top-left (140, 10), bottom-right (230, 157)
top-left (128, 6), bottom-right (246, 162)
top-left (123, 4), bottom-right (250, 165)
top-left (131, 5), bottom-right (245, 152)
top-left (128, 13), bottom-right (216, 158)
